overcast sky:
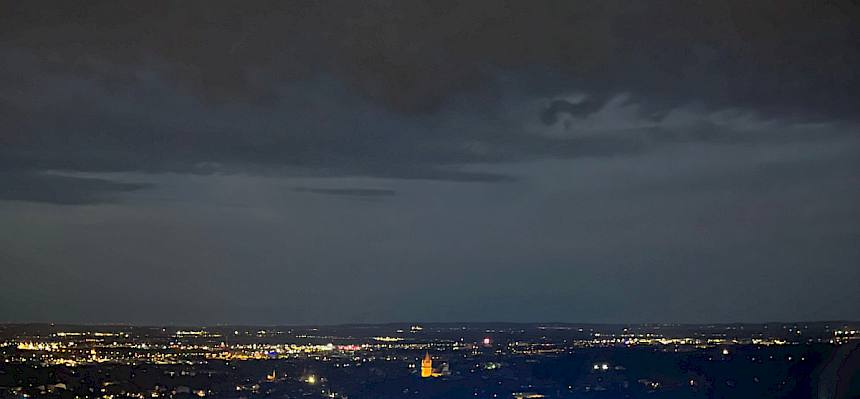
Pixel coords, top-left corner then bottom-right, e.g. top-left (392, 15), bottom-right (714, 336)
top-left (1, 0), bottom-right (859, 325)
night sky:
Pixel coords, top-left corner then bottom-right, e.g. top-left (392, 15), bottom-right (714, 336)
top-left (2, 1), bottom-right (859, 325)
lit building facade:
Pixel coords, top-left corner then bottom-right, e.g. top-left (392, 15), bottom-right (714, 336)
top-left (421, 352), bottom-right (432, 378)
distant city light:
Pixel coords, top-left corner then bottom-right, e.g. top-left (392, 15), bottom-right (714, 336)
top-left (6, 322), bottom-right (848, 397)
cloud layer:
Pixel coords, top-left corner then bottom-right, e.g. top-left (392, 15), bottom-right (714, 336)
top-left (2, 1), bottom-right (859, 185)
top-left (1, 1), bottom-right (859, 324)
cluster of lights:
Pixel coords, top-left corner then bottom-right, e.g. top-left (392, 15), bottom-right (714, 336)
top-left (592, 363), bottom-right (610, 371)
top-left (17, 342), bottom-right (62, 351)
top-left (372, 336), bottom-right (403, 342)
top-left (175, 330), bottom-right (220, 338)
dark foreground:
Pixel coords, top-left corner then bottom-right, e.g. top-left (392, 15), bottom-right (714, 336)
top-left (1, 322), bottom-right (859, 398)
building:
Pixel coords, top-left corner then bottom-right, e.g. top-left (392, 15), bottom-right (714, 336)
top-left (420, 352), bottom-right (449, 378)
top-left (421, 352), bottom-right (433, 378)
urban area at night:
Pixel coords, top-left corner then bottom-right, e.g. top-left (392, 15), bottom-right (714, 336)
top-left (2, 322), bottom-right (859, 398)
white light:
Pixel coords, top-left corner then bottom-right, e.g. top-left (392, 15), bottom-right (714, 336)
top-left (600, 363), bottom-right (609, 371)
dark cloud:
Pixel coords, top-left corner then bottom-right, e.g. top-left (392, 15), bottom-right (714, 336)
top-left (2, 0), bottom-right (858, 115)
top-left (294, 187), bottom-right (396, 197)
top-left (1, 0), bottom-right (859, 184)
top-left (0, 172), bottom-right (149, 205)
top-left (540, 96), bottom-right (609, 125)
top-left (1, 0), bottom-right (859, 324)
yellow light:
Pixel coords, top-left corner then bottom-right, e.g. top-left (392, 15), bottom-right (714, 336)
top-left (306, 375), bottom-right (316, 385)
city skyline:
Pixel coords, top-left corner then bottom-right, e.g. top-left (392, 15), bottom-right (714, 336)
top-left (4, 321), bottom-right (855, 398)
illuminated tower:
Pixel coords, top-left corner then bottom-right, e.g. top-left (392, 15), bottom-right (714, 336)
top-left (421, 352), bottom-right (433, 378)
